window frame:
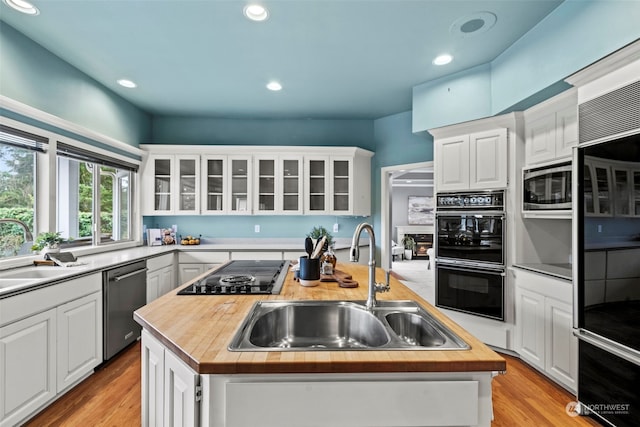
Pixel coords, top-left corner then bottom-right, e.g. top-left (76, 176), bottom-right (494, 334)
top-left (0, 115), bottom-right (142, 268)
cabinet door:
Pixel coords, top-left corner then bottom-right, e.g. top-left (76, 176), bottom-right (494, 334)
top-left (280, 157), bottom-right (303, 214)
top-left (330, 157), bottom-right (352, 214)
top-left (588, 160), bottom-right (613, 216)
top-left (175, 155), bottom-right (200, 215)
top-left (179, 264), bottom-right (205, 284)
top-left (148, 156), bottom-right (174, 214)
top-left (0, 309), bottom-right (56, 426)
top-left (159, 266), bottom-right (175, 296)
top-left (201, 155), bottom-right (226, 214)
top-left (147, 269), bottom-right (161, 303)
top-left (612, 167), bottom-right (632, 216)
top-left (56, 292), bottom-right (102, 393)
top-left (142, 330), bottom-right (165, 427)
top-left (228, 156), bottom-right (252, 214)
top-left (515, 288), bottom-right (545, 370)
top-left (435, 135), bottom-right (470, 191)
top-left (469, 128), bottom-right (507, 189)
top-left (305, 157), bottom-right (330, 214)
top-left (254, 156), bottom-right (277, 214)
top-left (164, 348), bottom-right (199, 427)
top-left (555, 106), bottom-right (577, 159)
top-left (525, 115), bottom-right (556, 165)
top-left (545, 298), bottom-right (577, 392)
top-left (633, 169), bottom-right (640, 216)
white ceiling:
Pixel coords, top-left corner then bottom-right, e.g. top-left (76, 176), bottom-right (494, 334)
top-left (0, 0), bottom-right (564, 119)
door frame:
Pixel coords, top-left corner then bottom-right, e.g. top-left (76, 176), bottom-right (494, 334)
top-left (380, 161), bottom-right (434, 271)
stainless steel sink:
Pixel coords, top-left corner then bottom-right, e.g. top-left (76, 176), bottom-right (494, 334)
top-left (248, 302), bottom-right (390, 349)
top-left (229, 300), bottom-right (469, 351)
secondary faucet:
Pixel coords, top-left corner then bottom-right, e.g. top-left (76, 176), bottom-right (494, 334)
top-left (0, 218), bottom-right (34, 242)
top-left (350, 222), bottom-right (390, 310)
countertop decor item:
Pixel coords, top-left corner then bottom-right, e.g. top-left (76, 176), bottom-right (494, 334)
top-left (307, 226), bottom-right (333, 250)
top-left (31, 231), bottom-right (69, 256)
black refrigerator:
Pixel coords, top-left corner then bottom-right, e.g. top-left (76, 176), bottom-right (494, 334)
top-left (575, 133), bottom-right (640, 426)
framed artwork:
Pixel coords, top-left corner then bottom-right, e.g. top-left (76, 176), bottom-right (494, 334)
top-left (408, 196), bottom-right (434, 225)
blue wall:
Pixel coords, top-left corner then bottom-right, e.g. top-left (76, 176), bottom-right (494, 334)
top-left (412, 0), bottom-right (640, 132)
top-left (151, 116), bottom-right (375, 150)
top-left (0, 22), bottom-right (150, 146)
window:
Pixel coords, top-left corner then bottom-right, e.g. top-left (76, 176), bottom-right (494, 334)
top-left (0, 126), bottom-right (45, 258)
top-left (57, 143), bottom-right (136, 247)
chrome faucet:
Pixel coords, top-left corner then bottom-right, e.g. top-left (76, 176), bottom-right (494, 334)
top-left (350, 222), bottom-right (390, 310)
top-left (0, 218), bottom-right (34, 242)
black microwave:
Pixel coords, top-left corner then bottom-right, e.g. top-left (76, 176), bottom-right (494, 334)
top-left (523, 161), bottom-right (572, 211)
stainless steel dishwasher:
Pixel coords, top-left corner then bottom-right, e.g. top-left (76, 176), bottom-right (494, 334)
top-left (103, 260), bottom-right (147, 360)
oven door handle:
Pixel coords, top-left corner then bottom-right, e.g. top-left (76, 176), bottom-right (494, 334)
top-left (436, 211), bottom-right (505, 218)
top-left (436, 262), bottom-right (505, 275)
top-left (574, 329), bottom-right (640, 367)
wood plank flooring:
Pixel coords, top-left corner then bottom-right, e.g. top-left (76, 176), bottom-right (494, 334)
top-left (24, 343), bottom-right (602, 426)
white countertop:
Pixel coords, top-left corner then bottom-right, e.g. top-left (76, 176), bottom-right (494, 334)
top-left (0, 238), bottom-right (368, 298)
top-left (513, 263), bottom-right (572, 281)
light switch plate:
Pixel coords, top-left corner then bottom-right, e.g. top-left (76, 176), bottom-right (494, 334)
top-left (254, 224), bottom-right (260, 233)
top-left (333, 223), bottom-right (339, 232)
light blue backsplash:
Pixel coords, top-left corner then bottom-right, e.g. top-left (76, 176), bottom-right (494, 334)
top-left (150, 116), bottom-right (375, 150)
top-left (0, 22), bottom-right (150, 146)
top-left (142, 215), bottom-right (370, 242)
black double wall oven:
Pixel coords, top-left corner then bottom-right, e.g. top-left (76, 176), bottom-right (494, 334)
top-left (435, 190), bottom-right (506, 321)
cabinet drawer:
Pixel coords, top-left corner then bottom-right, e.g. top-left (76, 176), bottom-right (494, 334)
top-left (147, 253), bottom-right (175, 272)
top-left (178, 251), bottom-right (229, 264)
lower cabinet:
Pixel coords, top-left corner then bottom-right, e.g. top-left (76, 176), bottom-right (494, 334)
top-left (178, 252), bottom-right (229, 284)
top-left (0, 274), bottom-right (102, 426)
top-left (0, 309), bottom-right (57, 427)
top-left (147, 253), bottom-right (176, 303)
top-left (142, 330), bottom-right (199, 427)
top-left (514, 269), bottom-right (577, 393)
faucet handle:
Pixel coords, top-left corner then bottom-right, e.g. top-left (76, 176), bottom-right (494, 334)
top-left (375, 270), bottom-right (391, 293)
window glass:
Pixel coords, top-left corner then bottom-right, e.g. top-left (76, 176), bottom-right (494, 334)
top-left (0, 125), bottom-right (45, 259)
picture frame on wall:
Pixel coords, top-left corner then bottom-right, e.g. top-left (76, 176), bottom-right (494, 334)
top-left (408, 196), bottom-right (434, 225)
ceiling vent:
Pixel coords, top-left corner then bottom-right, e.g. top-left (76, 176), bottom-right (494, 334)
top-left (579, 80), bottom-right (640, 144)
top-left (450, 12), bottom-right (497, 38)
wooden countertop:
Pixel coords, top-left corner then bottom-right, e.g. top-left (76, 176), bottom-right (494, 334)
top-left (134, 263), bottom-right (506, 375)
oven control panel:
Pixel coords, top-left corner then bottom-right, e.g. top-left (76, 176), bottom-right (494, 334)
top-left (437, 190), bottom-right (504, 209)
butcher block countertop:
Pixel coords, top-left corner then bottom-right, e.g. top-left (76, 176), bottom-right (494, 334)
top-left (134, 262), bottom-right (506, 375)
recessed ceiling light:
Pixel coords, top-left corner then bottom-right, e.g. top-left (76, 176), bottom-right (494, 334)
top-left (433, 54), bottom-right (453, 66)
top-left (3, 0), bottom-right (39, 15)
top-left (243, 4), bottom-right (268, 21)
top-left (266, 81), bottom-right (282, 91)
top-left (117, 79), bottom-right (137, 88)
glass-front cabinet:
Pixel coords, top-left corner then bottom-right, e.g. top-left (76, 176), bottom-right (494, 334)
top-left (331, 158), bottom-right (351, 213)
top-left (202, 155), bottom-right (226, 214)
top-left (305, 157), bottom-right (329, 214)
top-left (229, 156), bottom-right (252, 214)
top-left (145, 155), bottom-right (200, 215)
top-left (254, 156), bottom-right (303, 214)
top-left (584, 156), bottom-right (640, 217)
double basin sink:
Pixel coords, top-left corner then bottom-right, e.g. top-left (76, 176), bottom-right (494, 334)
top-left (228, 300), bottom-right (469, 351)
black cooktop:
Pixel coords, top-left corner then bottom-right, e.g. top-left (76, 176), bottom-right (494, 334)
top-left (177, 260), bottom-right (290, 295)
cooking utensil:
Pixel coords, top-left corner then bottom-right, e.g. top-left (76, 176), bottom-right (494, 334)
top-left (305, 237), bottom-right (313, 257)
top-left (311, 236), bottom-right (326, 259)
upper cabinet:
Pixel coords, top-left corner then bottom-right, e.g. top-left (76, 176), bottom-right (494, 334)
top-left (584, 156), bottom-right (640, 217)
top-left (142, 154), bottom-right (200, 215)
top-left (524, 89), bottom-right (578, 166)
top-left (141, 146), bottom-right (372, 216)
top-left (433, 126), bottom-right (508, 192)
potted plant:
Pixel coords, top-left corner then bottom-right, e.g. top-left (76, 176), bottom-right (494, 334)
top-left (307, 226), bottom-right (334, 251)
top-left (31, 231), bottom-right (67, 256)
top-left (401, 235), bottom-right (416, 260)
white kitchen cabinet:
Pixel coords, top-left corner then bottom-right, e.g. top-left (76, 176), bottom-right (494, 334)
top-left (56, 291), bottom-right (102, 393)
top-left (304, 150), bottom-right (371, 216)
top-left (147, 253), bottom-right (176, 303)
top-left (254, 155), bottom-right (304, 215)
top-left (178, 252), bottom-right (229, 284)
top-left (514, 268), bottom-right (577, 392)
top-left (141, 145), bottom-right (372, 216)
top-left (523, 89), bottom-right (577, 166)
top-left (0, 309), bottom-right (56, 427)
top-left (0, 272), bottom-right (103, 426)
top-left (201, 155), bottom-right (227, 214)
top-left (142, 330), bottom-right (199, 427)
top-left (434, 128), bottom-right (507, 191)
top-left (143, 154), bottom-right (200, 215)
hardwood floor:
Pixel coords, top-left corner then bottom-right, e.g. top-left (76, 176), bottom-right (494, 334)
top-left (24, 343), bottom-right (602, 426)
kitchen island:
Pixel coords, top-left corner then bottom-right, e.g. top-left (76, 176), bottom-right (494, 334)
top-left (134, 262), bottom-right (506, 427)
